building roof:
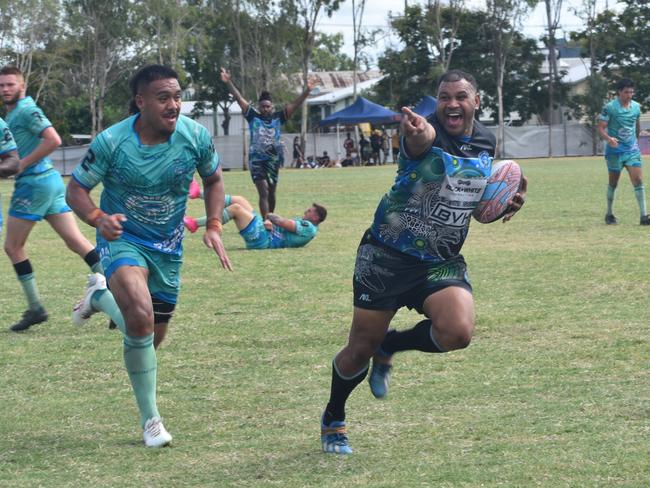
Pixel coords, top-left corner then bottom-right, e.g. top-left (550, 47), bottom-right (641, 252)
top-left (307, 76), bottom-right (384, 105)
top-left (541, 57), bottom-right (591, 85)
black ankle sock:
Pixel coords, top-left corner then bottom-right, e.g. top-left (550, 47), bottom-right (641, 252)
top-left (83, 249), bottom-right (100, 268)
top-left (380, 320), bottom-right (444, 355)
top-left (324, 361), bottom-right (368, 424)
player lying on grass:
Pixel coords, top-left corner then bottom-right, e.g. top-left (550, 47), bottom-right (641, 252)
top-left (184, 192), bottom-right (326, 250)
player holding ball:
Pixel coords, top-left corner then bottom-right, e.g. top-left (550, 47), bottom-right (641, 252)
top-left (319, 69), bottom-right (527, 455)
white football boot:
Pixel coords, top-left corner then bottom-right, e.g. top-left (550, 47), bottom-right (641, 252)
top-left (143, 417), bottom-right (173, 448)
top-left (72, 273), bottom-right (107, 326)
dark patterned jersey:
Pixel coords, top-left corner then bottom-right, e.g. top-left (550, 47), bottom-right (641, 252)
top-left (370, 113), bottom-right (496, 262)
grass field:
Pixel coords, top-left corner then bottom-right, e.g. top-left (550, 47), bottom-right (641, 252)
top-left (1, 157), bottom-right (648, 487)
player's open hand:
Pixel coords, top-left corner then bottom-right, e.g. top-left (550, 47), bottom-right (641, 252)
top-left (502, 176), bottom-right (528, 222)
top-left (97, 213), bottom-right (126, 241)
top-left (203, 229), bottom-right (233, 271)
top-left (220, 67), bottom-right (231, 84)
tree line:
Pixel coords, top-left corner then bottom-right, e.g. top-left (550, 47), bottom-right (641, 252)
top-left (0, 0), bottom-right (648, 153)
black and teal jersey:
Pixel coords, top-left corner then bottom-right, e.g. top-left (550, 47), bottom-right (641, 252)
top-left (370, 113), bottom-right (496, 262)
top-left (72, 114), bottom-right (220, 255)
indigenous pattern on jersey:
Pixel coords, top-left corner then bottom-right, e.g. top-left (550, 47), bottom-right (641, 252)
top-left (370, 113), bottom-right (496, 262)
top-left (0, 116), bottom-right (18, 230)
top-left (72, 114), bottom-right (219, 255)
top-left (240, 215), bottom-right (317, 249)
top-left (598, 98), bottom-right (641, 155)
top-left (0, 116), bottom-right (17, 155)
top-left (270, 218), bottom-right (317, 248)
top-left (5, 96), bottom-right (53, 176)
top-left (244, 106), bottom-right (286, 163)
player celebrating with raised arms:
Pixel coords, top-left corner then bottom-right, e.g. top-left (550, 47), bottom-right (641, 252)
top-left (66, 65), bottom-right (231, 448)
top-left (319, 70), bottom-right (527, 455)
top-left (0, 66), bottom-right (103, 332)
top-left (598, 78), bottom-right (650, 225)
top-left (220, 67), bottom-right (313, 218)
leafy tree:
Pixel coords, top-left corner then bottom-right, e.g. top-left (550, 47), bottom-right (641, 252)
top-left (310, 32), bottom-right (354, 71)
top-left (576, 0), bottom-right (650, 110)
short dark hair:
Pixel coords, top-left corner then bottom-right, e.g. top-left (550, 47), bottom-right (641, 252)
top-left (129, 64), bottom-right (179, 114)
top-left (259, 90), bottom-right (272, 103)
top-left (0, 65), bottom-right (23, 78)
top-left (616, 78), bottom-right (634, 92)
top-left (312, 203), bottom-right (327, 224)
top-left (437, 69), bottom-right (478, 92)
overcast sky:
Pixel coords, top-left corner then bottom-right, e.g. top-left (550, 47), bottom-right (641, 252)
top-left (317, 0), bottom-right (618, 66)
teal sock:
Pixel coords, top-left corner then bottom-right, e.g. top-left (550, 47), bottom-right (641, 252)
top-left (221, 208), bottom-right (232, 224)
top-left (607, 185), bottom-right (616, 215)
top-left (634, 184), bottom-right (647, 216)
top-left (91, 262), bottom-right (104, 274)
top-left (91, 289), bottom-right (126, 334)
top-left (196, 216), bottom-right (207, 227)
top-left (123, 333), bottom-right (159, 428)
top-left (18, 273), bottom-right (42, 311)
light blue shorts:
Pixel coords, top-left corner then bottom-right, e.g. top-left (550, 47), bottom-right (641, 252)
top-left (97, 237), bottom-right (182, 304)
top-left (9, 169), bottom-right (71, 220)
top-left (240, 214), bottom-right (271, 250)
top-left (606, 151), bottom-right (642, 173)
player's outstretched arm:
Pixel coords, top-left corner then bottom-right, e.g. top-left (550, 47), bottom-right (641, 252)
top-left (285, 79), bottom-right (315, 120)
top-left (0, 149), bottom-right (19, 177)
top-left (202, 166), bottom-right (233, 271)
top-left (502, 176), bottom-right (528, 223)
top-left (66, 178), bottom-right (126, 240)
top-left (220, 67), bottom-right (249, 114)
top-left (401, 107), bottom-right (436, 159)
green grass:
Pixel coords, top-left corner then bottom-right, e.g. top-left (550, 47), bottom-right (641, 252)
top-left (1, 158), bottom-right (648, 487)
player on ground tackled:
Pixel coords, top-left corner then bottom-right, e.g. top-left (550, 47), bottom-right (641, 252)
top-left (184, 193), bottom-right (326, 250)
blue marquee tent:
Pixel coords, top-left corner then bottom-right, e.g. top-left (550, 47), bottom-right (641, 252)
top-left (319, 96), bottom-right (401, 127)
top-left (412, 95), bottom-right (437, 118)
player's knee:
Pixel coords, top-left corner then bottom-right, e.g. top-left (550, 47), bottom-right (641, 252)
top-left (436, 317), bottom-right (474, 351)
top-left (4, 240), bottom-right (20, 258)
top-left (123, 301), bottom-right (155, 335)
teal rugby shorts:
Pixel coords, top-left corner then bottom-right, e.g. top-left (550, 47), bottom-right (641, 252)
top-left (239, 213), bottom-right (271, 250)
top-left (606, 150), bottom-right (642, 173)
top-left (97, 237), bottom-right (182, 304)
top-left (9, 169), bottom-right (71, 220)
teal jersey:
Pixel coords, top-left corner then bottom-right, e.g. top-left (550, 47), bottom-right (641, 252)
top-left (0, 116), bottom-right (17, 155)
top-left (270, 219), bottom-right (317, 248)
top-left (5, 96), bottom-right (54, 176)
top-left (72, 114), bottom-right (220, 255)
top-left (598, 98), bottom-right (641, 155)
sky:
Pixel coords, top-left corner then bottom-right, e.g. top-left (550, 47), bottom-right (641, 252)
top-left (317, 0), bottom-right (618, 66)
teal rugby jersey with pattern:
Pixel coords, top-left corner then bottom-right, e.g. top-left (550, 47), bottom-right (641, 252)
top-left (598, 98), bottom-right (641, 155)
top-left (72, 114), bottom-right (219, 255)
top-left (5, 96), bottom-right (54, 176)
top-left (270, 218), bottom-right (317, 248)
top-left (244, 106), bottom-right (286, 162)
top-left (0, 116), bottom-right (17, 155)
